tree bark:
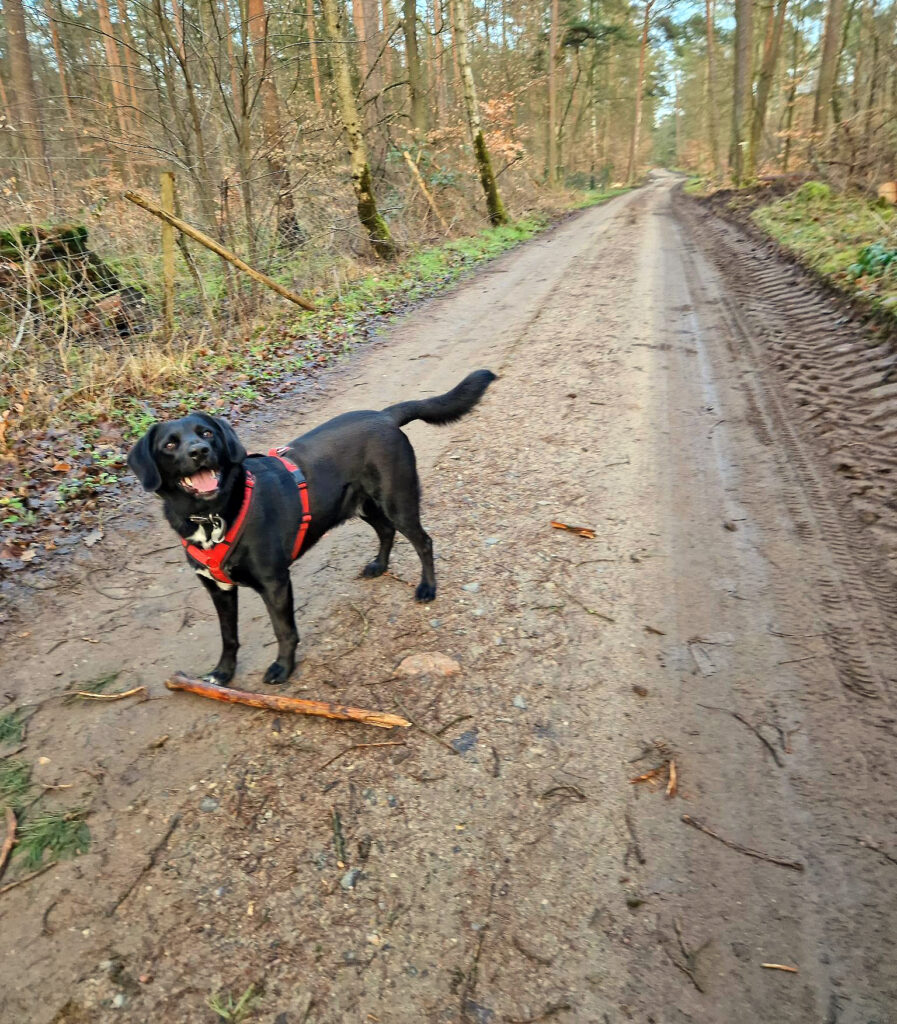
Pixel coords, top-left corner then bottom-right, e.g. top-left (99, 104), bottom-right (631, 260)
top-left (625, 0), bottom-right (653, 185)
top-left (547, 0), bottom-right (560, 185)
top-left (813, 0), bottom-right (847, 134)
top-left (3, 0), bottom-right (51, 190)
top-left (307, 0), bottom-right (324, 109)
top-left (320, 0), bottom-right (397, 257)
top-left (730, 0), bottom-right (754, 184)
top-left (96, 0), bottom-right (135, 174)
top-left (116, 0), bottom-right (144, 132)
top-left (403, 0), bottom-right (428, 138)
top-left (450, 0), bottom-right (509, 224)
top-left (43, 0), bottom-right (76, 129)
top-left (704, 0), bottom-right (721, 179)
top-left (749, 0), bottom-right (788, 177)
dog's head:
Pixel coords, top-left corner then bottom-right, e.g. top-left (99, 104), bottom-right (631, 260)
top-left (127, 413), bottom-right (247, 500)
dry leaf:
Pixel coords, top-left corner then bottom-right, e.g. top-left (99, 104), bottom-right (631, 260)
top-left (630, 763), bottom-right (668, 785)
top-left (51, 461), bottom-right (72, 473)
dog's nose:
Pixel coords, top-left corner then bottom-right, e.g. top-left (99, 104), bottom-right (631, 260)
top-left (188, 442), bottom-right (210, 461)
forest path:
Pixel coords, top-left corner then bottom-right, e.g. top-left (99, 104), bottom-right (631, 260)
top-left (2, 172), bottom-right (895, 1024)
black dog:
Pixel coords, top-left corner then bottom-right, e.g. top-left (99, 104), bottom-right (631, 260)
top-left (127, 369), bottom-right (496, 685)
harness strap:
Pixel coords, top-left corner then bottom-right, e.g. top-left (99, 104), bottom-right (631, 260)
top-left (269, 447), bottom-right (312, 561)
top-left (182, 470), bottom-right (255, 586)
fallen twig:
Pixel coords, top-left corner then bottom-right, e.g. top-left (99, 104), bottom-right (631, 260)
top-left (698, 704), bottom-right (783, 767)
top-left (511, 934), bottom-right (554, 966)
top-left (505, 1000), bottom-right (573, 1023)
top-left (624, 807), bottom-right (646, 866)
top-left (317, 741), bottom-right (406, 772)
top-left (854, 836), bottom-right (897, 867)
top-left (540, 784), bottom-right (586, 802)
top-left (666, 918), bottom-right (708, 993)
top-left (0, 807), bottom-right (16, 883)
top-left (165, 673), bottom-right (410, 730)
top-left (75, 686), bottom-right (146, 701)
top-left (761, 963), bottom-right (798, 973)
top-left (107, 813), bottom-right (181, 914)
top-left (396, 704), bottom-right (458, 754)
top-left (0, 860), bottom-right (57, 895)
top-left (560, 589), bottom-right (615, 623)
top-left (666, 760), bottom-right (678, 798)
top-left (630, 763), bottom-right (668, 784)
top-left (681, 814), bottom-right (804, 871)
top-left (331, 807), bottom-right (346, 864)
top-left (550, 521), bottom-right (595, 539)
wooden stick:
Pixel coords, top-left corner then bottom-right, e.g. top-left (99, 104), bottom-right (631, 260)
top-left (165, 673), bottom-right (410, 730)
top-left (761, 963), bottom-right (798, 973)
top-left (0, 807), bottom-right (16, 883)
top-left (403, 150), bottom-right (451, 234)
top-left (123, 191), bottom-right (317, 311)
top-left (75, 686), bottom-right (146, 701)
top-left (550, 520), bottom-right (596, 539)
top-left (0, 860), bottom-right (57, 895)
top-left (160, 171), bottom-right (176, 341)
top-left (681, 814), bottom-right (804, 871)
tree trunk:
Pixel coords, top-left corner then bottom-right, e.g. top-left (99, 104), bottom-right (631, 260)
top-left (625, 0), bottom-right (653, 185)
top-left (813, 0), bottom-right (846, 134)
top-left (450, 0), bottom-right (509, 224)
top-left (307, 0), bottom-right (324, 109)
top-left (247, 0), bottom-right (299, 237)
top-left (3, 0), bottom-right (51, 191)
top-left (43, 0), bottom-right (76, 128)
top-left (403, 0), bottom-right (428, 138)
top-left (353, 0), bottom-right (369, 81)
top-left (320, 0), bottom-right (397, 257)
top-left (96, 0), bottom-right (135, 174)
top-left (704, 0), bottom-right (721, 178)
top-left (730, 0), bottom-right (754, 184)
top-left (116, 0), bottom-right (144, 133)
top-left (547, 0), bottom-right (559, 185)
top-left (433, 0), bottom-right (448, 121)
top-left (749, 0), bottom-right (789, 177)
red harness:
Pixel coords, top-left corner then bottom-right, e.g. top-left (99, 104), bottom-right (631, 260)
top-left (181, 449), bottom-right (311, 586)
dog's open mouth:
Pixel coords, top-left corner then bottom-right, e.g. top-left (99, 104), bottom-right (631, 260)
top-left (180, 468), bottom-right (220, 498)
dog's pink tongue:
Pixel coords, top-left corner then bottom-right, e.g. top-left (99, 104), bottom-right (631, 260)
top-left (190, 469), bottom-right (218, 492)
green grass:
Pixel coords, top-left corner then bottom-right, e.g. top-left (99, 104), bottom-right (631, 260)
top-left (16, 809), bottom-right (90, 868)
top-left (206, 985), bottom-right (259, 1023)
top-left (574, 186), bottom-right (634, 208)
top-left (0, 759), bottom-right (32, 812)
top-left (752, 181), bottom-right (897, 314)
top-left (0, 708), bottom-right (26, 746)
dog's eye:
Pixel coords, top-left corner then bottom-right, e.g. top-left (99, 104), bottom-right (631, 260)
top-left (201, 429), bottom-right (213, 438)
top-left (164, 440), bottom-right (177, 450)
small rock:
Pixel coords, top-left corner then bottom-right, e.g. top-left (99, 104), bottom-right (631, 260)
top-left (429, 618), bottom-right (441, 628)
top-left (395, 652), bottom-right (461, 677)
top-left (512, 695), bottom-right (527, 710)
top-left (112, 994), bottom-right (126, 1009)
top-left (632, 685), bottom-right (648, 697)
top-left (461, 582), bottom-right (481, 593)
top-left (199, 796), bottom-right (219, 812)
top-left (472, 608), bottom-right (485, 617)
top-left (723, 520), bottom-right (738, 532)
top-left (451, 729), bottom-right (479, 754)
top-left (340, 868), bottom-right (362, 891)
top-left (484, 537), bottom-right (500, 547)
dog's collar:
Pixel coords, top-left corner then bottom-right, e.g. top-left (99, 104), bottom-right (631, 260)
top-left (181, 450), bottom-right (312, 585)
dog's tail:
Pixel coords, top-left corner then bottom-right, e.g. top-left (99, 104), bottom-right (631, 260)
top-left (383, 369), bottom-right (497, 428)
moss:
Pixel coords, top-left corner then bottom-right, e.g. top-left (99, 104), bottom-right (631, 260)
top-left (355, 163), bottom-right (398, 261)
top-left (752, 182), bottom-right (897, 315)
top-left (473, 132), bottom-right (509, 227)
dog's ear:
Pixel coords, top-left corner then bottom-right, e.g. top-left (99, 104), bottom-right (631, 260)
top-left (199, 414), bottom-right (247, 465)
top-left (127, 425), bottom-right (161, 492)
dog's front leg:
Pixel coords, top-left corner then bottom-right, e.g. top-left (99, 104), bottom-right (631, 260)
top-left (259, 573), bottom-right (298, 685)
top-left (198, 576), bottom-right (240, 684)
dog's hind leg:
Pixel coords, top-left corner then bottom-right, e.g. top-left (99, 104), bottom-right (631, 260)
top-left (198, 576), bottom-right (240, 685)
top-left (359, 498), bottom-right (396, 578)
top-left (390, 507), bottom-right (436, 602)
top-left (259, 574), bottom-right (299, 685)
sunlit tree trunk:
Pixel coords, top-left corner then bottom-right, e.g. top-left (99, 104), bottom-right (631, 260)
top-left (813, 0), bottom-right (847, 135)
top-left (626, 0), bottom-right (653, 185)
top-left (704, 0), bottom-right (721, 179)
top-left (43, 0), bottom-right (76, 129)
top-left (450, 0), bottom-right (508, 224)
top-left (307, 0), bottom-right (324, 109)
top-left (404, 0), bottom-right (428, 138)
top-left (749, 0), bottom-right (789, 178)
top-left (320, 0), bottom-right (397, 256)
top-left (547, 0), bottom-right (559, 185)
top-left (730, 0), bottom-right (754, 184)
top-left (2, 0), bottom-right (51, 191)
top-left (116, 0), bottom-right (143, 132)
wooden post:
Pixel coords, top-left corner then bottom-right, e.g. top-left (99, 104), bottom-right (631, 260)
top-left (160, 171), bottom-right (176, 341)
top-left (124, 190), bottom-right (317, 311)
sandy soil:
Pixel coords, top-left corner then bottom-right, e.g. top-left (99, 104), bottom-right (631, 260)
top-left (1, 172), bottom-right (895, 1024)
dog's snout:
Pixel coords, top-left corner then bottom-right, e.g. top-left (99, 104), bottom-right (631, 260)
top-left (188, 442), bottom-right (210, 461)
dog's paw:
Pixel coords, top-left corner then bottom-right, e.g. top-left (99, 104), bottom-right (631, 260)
top-left (202, 669), bottom-right (233, 686)
top-left (263, 661), bottom-right (292, 685)
top-left (362, 559), bottom-right (387, 578)
top-left (414, 581), bottom-right (437, 603)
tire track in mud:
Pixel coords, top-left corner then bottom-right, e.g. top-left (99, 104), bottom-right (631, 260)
top-left (673, 191), bottom-right (897, 706)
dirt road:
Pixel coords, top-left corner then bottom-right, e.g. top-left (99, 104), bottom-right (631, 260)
top-left (2, 172), bottom-right (896, 1024)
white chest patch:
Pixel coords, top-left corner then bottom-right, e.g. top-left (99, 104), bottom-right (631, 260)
top-left (187, 516), bottom-right (234, 590)
top-left (195, 566), bottom-right (235, 591)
